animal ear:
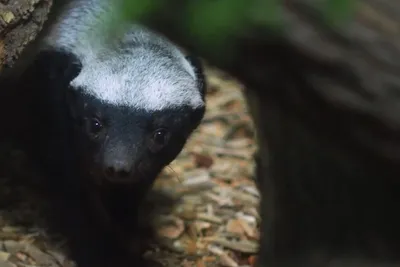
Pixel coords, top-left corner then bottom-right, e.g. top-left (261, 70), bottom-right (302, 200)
top-left (20, 49), bottom-right (83, 122)
top-left (185, 55), bottom-right (206, 99)
top-left (30, 48), bottom-right (82, 86)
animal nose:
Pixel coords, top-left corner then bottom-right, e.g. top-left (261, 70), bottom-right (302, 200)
top-left (104, 160), bottom-right (132, 180)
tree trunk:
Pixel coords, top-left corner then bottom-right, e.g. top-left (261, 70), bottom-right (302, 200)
top-left (142, 1), bottom-right (400, 266)
top-left (0, 0), bottom-right (52, 141)
top-left (0, 0), bottom-right (51, 71)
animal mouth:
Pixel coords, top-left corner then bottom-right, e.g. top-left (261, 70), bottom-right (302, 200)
top-left (103, 175), bottom-right (139, 184)
top-left (88, 169), bottom-right (140, 185)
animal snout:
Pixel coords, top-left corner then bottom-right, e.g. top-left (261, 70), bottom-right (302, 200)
top-left (104, 159), bottom-right (132, 180)
top-left (102, 139), bottom-right (139, 182)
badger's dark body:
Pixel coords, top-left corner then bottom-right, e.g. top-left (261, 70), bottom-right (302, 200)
top-left (13, 0), bottom-right (206, 266)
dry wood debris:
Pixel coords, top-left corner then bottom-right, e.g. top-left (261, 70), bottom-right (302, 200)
top-left (0, 66), bottom-right (259, 267)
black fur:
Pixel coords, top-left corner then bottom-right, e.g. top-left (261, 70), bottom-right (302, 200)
top-left (185, 55), bottom-right (206, 99)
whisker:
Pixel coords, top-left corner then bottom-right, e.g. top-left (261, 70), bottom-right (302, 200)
top-left (166, 165), bottom-right (183, 184)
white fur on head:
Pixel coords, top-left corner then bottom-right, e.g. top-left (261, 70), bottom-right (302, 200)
top-left (40, 0), bottom-right (204, 111)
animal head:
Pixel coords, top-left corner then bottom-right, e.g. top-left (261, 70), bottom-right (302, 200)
top-left (34, 42), bottom-right (205, 185)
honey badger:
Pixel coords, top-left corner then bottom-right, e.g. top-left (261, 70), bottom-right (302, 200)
top-left (13, 0), bottom-right (206, 266)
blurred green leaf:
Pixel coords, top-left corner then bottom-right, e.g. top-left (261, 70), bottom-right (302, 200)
top-left (323, 0), bottom-right (357, 27)
top-left (101, 0), bottom-right (162, 40)
top-left (251, 0), bottom-right (283, 29)
top-left (119, 0), bottom-right (161, 21)
top-left (99, 0), bottom-right (357, 48)
top-left (184, 0), bottom-right (249, 48)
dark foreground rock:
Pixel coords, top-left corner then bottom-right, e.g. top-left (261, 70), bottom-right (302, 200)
top-left (142, 1), bottom-right (400, 266)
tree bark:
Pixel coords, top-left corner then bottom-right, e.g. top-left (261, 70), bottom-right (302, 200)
top-left (0, 0), bottom-right (51, 71)
top-left (0, 0), bottom-right (51, 140)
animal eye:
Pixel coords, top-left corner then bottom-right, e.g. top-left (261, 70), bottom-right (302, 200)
top-left (153, 129), bottom-right (168, 144)
top-left (149, 128), bottom-right (170, 152)
top-left (86, 117), bottom-right (103, 136)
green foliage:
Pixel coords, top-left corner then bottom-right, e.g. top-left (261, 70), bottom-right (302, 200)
top-left (184, 0), bottom-right (249, 48)
top-left (250, 0), bottom-right (283, 29)
top-left (323, 0), bottom-right (358, 27)
top-left (100, 0), bottom-right (161, 39)
top-left (118, 0), bottom-right (161, 21)
top-left (101, 0), bottom-right (356, 48)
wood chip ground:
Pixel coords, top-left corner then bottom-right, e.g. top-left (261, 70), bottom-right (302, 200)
top-left (0, 66), bottom-right (259, 267)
